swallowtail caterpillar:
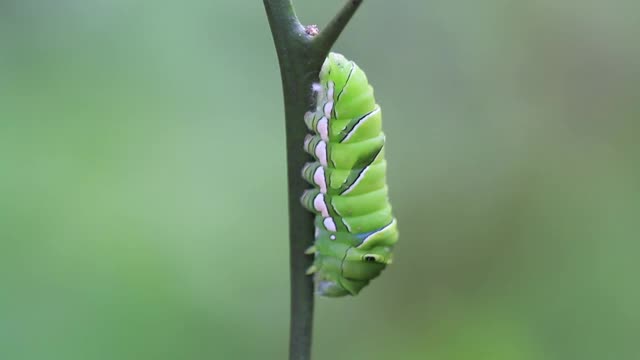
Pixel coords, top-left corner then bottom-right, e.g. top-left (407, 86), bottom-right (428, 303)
top-left (301, 53), bottom-right (398, 297)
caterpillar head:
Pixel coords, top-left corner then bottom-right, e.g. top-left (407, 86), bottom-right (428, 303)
top-left (340, 247), bottom-right (391, 289)
top-left (314, 246), bottom-right (391, 297)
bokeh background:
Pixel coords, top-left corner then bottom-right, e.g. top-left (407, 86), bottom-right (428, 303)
top-left (1, 1), bottom-right (639, 359)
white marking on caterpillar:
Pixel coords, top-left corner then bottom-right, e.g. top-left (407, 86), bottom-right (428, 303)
top-left (314, 227), bottom-right (320, 238)
top-left (313, 193), bottom-right (330, 217)
top-left (342, 218), bottom-right (351, 232)
top-left (323, 217), bottom-right (337, 232)
top-left (342, 165), bottom-right (371, 195)
top-left (330, 234), bottom-right (336, 240)
top-left (331, 201), bottom-right (343, 217)
top-left (330, 202), bottom-right (350, 231)
top-left (342, 218), bottom-right (352, 232)
top-left (327, 200), bottom-right (352, 234)
top-left (313, 166), bottom-right (327, 193)
top-left (317, 117), bottom-right (329, 141)
top-left (342, 107), bottom-right (380, 143)
top-left (323, 101), bottom-right (333, 119)
top-left (358, 219), bottom-right (396, 248)
top-left (323, 82), bottom-right (334, 118)
top-left (315, 140), bottom-right (328, 166)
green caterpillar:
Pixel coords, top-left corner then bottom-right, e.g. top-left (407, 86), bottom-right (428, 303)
top-left (301, 53), bottom-right (398, 297)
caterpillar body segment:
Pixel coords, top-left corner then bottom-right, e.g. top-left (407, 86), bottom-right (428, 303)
top-left (301, 52), bottom-right (399, 297)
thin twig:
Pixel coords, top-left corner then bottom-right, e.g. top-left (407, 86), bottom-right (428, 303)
top-left (313, 0), bottom-right (364, 59)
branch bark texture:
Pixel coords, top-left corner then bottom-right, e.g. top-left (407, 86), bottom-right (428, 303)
top-left (262, 1), bottom-right (363, 360)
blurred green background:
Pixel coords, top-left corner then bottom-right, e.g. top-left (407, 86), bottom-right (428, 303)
top-left (1, 1), bottom-right (639, 359)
